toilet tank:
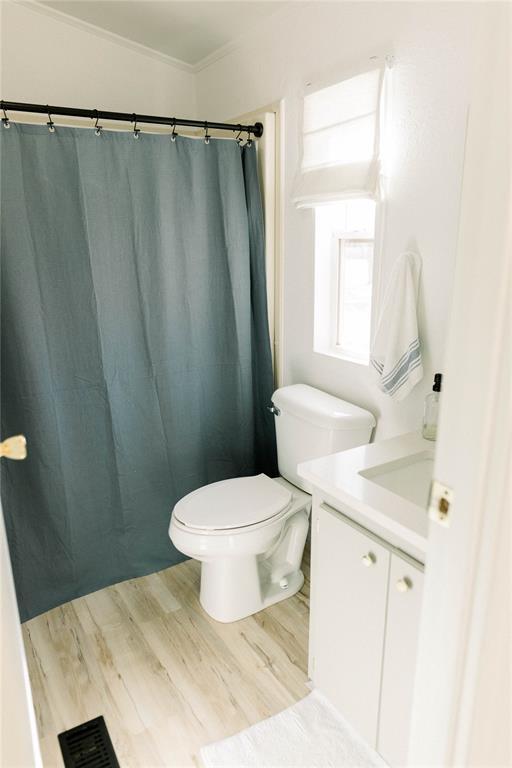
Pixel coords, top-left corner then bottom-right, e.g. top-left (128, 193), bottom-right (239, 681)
top-left (271, 384), bottom-right (376, 492)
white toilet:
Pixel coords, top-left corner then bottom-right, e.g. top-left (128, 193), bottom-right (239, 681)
top-left (169, 384), bottom-right (375, 622)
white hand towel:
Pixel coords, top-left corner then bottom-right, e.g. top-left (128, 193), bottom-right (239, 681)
top-left (370, 252), bottom-right (423, 401)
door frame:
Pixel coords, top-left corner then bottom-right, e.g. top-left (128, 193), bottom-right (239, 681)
top-left (408, 6), bottom-right (511, 764)
top-left (1, 506), bottom-right (43, 768)
top-left (226, 103), bottom-right (284, 388)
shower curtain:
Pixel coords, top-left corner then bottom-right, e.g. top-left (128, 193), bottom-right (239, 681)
top-left (1, 123), bottom-right (277, 621)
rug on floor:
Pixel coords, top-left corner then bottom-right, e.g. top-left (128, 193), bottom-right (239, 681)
top-left (199, 690), bottom-right (387, 768)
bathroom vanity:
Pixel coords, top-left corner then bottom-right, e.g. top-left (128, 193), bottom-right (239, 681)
top-left (299, 432), bottom-right (432, 767)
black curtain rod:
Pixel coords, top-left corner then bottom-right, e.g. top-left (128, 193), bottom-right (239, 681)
top-left (0, 100), bottom-right (264, 138)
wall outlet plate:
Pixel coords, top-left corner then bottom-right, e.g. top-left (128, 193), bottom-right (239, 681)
top-left (428, 479), bottom-right (454, 527)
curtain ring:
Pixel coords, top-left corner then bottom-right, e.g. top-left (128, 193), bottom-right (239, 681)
top-left (170, 118), bottom-right (178, 142)
top-left (204, 121), bottom-right (210, 145)
top-left (132, 114), bottom-right (140, 139)
top-left (93, 110), bottom-right (102, 136)
top-left (46, 106), bottom-right (55, 133)
top-left (1, 104), bottom-right (10, 129)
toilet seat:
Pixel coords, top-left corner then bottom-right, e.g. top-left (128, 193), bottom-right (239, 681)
top-left (173, 474), bottom-right (292, 531)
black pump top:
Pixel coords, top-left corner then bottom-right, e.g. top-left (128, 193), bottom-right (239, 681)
top-left (433, 373), bottom-right (442, 392)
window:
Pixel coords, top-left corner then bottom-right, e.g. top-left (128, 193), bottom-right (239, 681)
top-left (314, 199), bottom-right (376, 364)
top-left (293, 65), bottom-right (387, 364)
top-left (302, 69), bottom-right (382, 171)
top-left (293, 68), bottom-right (383, 207)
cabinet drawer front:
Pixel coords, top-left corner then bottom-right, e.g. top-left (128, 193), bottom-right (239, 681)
top-left (313, 503), bottom-right (390, 747)
top-left (378, 553), bottom-right (424, 766)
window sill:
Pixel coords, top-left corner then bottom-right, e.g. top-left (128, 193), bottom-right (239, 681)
top-left (314, 346), bottom-right (370, 367)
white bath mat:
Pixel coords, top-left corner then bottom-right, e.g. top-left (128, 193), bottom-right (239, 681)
top-left (200, 690), bottom-right (387, 768)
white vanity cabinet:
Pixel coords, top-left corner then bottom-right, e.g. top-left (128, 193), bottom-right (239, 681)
top-left (310, 501), bottom-right (424, 766)
top-left (312, 503), bottom-right (390, 745)
top-left (378, 551), bottom-right (424, 765)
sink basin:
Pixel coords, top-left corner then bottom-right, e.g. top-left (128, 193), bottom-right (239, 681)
top-left (359, 450), bottom-right (434, 508)
top-left (298, 432), bottom-right (433, 560)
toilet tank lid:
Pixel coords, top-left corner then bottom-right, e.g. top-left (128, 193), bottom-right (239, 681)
top-left (272, 384), bottom-right (376, 431)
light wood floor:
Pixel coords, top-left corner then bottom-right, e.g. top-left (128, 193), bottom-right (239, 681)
top-left (22, 550), bottom-right (311, 768)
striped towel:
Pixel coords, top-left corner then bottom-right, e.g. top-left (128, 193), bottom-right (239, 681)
top-left (370, 252), bottom-right (423, 400)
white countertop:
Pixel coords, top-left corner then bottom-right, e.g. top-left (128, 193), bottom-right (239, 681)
top-left (298, 431), bottom-right (432, 560)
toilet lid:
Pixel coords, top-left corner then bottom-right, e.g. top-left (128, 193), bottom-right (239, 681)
top-left (173, 474), bottom-right (292, 531)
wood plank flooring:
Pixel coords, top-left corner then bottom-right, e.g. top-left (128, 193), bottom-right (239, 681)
top-left (22, 550), bottom-right (311, 767)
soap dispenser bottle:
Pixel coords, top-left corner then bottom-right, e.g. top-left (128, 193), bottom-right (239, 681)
top-left (423, 373), bottom-right (442, 440)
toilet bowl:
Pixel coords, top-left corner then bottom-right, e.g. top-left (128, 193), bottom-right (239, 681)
top-left (169, 384), bottom-right (375, 623)
top-left (170, 474), bottom-right (311, 623)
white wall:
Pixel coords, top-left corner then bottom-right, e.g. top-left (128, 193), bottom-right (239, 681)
top-left (1, 1), bottom-right (196, 121)
top-left (196, 1), bottom-right (487, 438)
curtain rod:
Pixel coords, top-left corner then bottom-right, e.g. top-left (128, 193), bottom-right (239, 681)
top-left (0, 100), bottom-right (264, 138)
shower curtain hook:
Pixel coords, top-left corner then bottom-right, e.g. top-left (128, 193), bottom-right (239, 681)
top-left (46, 106), bottom-right (55, 133)
top-left (235, 125), bottom-right (243, 145)
top-left (170, 118), bottom-right (178, 142)
top-left (246, 128), bottom-right (253, 147)
top-left (204, 121), bottom-right (210, 145)
top-left (1, 103), bottom-right (10, 129)
top-left (132, 114), bottom-right (140, 139)
top-left (93, 110), bottom-right (102, 136)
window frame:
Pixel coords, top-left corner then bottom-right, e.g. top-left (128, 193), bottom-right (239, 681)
top-left (333, 233), bottom-right (375, 362)
top-left (313, 198), bottom-right (383, 367)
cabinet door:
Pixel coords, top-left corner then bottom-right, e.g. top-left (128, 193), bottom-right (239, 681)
top-left (313, 503), bottom-right (390, 746)
top-left (378, 552), bottom-right (424, 766)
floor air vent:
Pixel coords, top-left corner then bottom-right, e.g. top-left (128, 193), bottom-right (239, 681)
top-left (58, 716), bottom-right (120, 768)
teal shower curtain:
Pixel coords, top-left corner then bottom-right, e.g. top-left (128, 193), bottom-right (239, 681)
top-left (1, 124), bottom-right (277, 621)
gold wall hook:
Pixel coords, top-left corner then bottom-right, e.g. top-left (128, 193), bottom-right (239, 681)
top-left (0, 435), bottom-right (27, 460)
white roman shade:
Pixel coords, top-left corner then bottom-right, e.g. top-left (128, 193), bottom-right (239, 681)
top-left (294, 67), bottom-right (384, 208)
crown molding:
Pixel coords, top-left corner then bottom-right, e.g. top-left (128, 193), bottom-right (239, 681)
top-left (193, 39), bottom-right (243, 73)
top-left (12, 0), bottom-right (300, 77)
top-left (192, 1), bottom-right (304, 73)
top-left (13, 0), bottom-right (196, 74)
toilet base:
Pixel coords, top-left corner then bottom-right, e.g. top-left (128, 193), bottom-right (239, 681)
top-left (199, 557), bottom-right (305, 623)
